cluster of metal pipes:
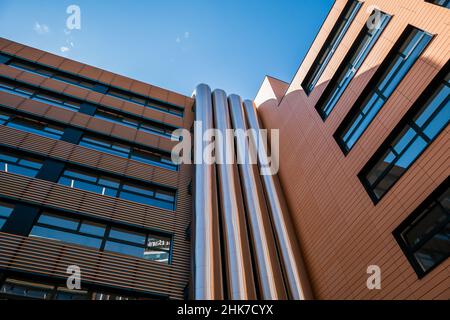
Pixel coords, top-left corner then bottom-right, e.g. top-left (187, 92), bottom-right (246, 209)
top-left (192, 84), bottom-right (313, 300)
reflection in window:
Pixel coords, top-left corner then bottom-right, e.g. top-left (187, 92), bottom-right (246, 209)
top-left (317, 11), bottom-right (391, 119)
top-left (337, 27), bottom-right (433, 152)
top-left (360, 70), bottom-right (449, 202)
top-left (94, 109), bottom-right (175, 139)
top-left (425, 0), bottom-right (450, 9)
top-left (0, 77), bottom-right (81, 112)
top-left (1, 53), bottom-right (183, 116)
top-left (0, 111), bottom-right (64, 140)
top-left (0, 201), bottom-right (14, 230)
top-left (0, 150), bottom-right (43, 178)
top-left (394, 180), bottom-right (449, 277)
top-left (29, 211), bottom-right (172, 263)
top-left (58, 168), bottom-right (176, 210)
top-left (0, 277), bottom-right (147, 300)
top-left (79, 134), bottom-right (177, 170)
top-left (302, 0), bottom-right (362, 95)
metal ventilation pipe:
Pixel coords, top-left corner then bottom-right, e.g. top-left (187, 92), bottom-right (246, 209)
top-left (228, 94), bottom-right (288, 300)
top-left (242, 99), bottom-right (314, 300)
top-left (192, 84), bottom-right (224, 300)
top-left (212, 89), bottom-right (257, 300)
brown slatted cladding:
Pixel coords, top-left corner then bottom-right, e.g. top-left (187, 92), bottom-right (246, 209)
top-left (0, 37), bottom-right (193, 299)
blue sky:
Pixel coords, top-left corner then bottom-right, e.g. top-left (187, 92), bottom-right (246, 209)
top-left (0, 0), bottom-right (333, 99)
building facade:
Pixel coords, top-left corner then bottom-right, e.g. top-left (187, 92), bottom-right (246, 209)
top-left (0, 0), bottom-right (448, 300)
top-left (0, 36), bottom-right (194, 299)
top-left (255, 0), bottom-right (449, 299)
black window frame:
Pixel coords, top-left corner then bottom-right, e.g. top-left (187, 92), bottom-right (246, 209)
top-left (315, 10), bottom-right (392, 120)
top-left (334, 25), bottom-right (434, 155)
top-left (0, 52), bottom-right (184, 117)
top-left (0, 107), bottom-right (178, 171)
top-left (0, 146), bottom-right (177, 211)
top-left (425, 0), bottom-right (450, 9)
top-left (393, 177), bottom-right (450, 278)
top-left (301, 0), bottom-right (363, 95)
top-left (58, 166), bottom-right (177, 211)
top-left (29, 209), bottom-right (173, 264)
top-left (0, 269), bottom-right (168, 299)
top-left (358, 61), bottom-right (449, 204)
top-left (0, 76), bottom-right (179, 140)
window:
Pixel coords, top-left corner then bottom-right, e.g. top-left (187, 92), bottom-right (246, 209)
top-left (30, 211), bottom-right (172, 263)
top-left (0, 77), bottom-right (81, 112)
top-left (79, 135), bottom-right (177, 170)
top-left (336, 27), bottom-right (433, 153)
top-left (359, 67), bottom-right (449, 202)
top-left (0, 53), bottom-right (184, 117)
top-left (302, 0), bottom-right (362, 95)
top-left (393, 179), bottom-right (449, 277)
top-left (0, 77), bottom-right (179, 140)
top-left (316, 11), bottom-right (391, 119)
top-left (58, 168), bottom-right (176, 210)
top-left (425, 0), bottom-right (450, 9)
top-left (0, 277), bottom-right (150, 300)
top-left (94, 109), bottom-right (176, 139)
top-left (0, 150), bottom-right (43, 178)
top-left (0, 201), bottom-right (14, 230)
top-left (0, 110), bottom-right (64, 139)
top-left (79, 135), bottom-right (131, 158)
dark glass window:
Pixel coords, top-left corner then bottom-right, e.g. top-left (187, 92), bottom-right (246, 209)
top-left (316, 11), bottom-right (391, 119)
top-left (1, 54), bottom-right (184, 116)
top-left (394, 180), bottom-right (449, 277)
top-left (302, 0), bottom-right (362, 95)
top-left (0, 77), bottom-right (81, 111)
top-left (0, 201), bottom-right (14, 230)
top-left (79, 135), bottom-right (131, 158)
top-left (336, 27), bottom-right (433, 153)
top-left (29, 211), bottom-right (172, 263)
top-left (0, 150), bottom-right (43, 178)
top-left (0, 110), bottom-right (64, 139)
top-left (360, 69), bottom-right (449, 202)
top-left (58, 168), bottom-right (176, 210)
top-left (425, 0), bottom-right (450, 9)
top-left (93, 109), bottom-right (175, 139)
top-left (0, 277), bottom-right (147, 300)
top-left (79, 134), bottom-right (177, 170)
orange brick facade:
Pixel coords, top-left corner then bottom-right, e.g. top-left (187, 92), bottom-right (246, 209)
top-left (255, 0), bottom-right (449, 299)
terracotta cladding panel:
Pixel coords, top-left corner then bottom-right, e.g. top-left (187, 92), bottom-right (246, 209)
top-left (0, 233), bottom-right (187, 299)
top-left (0, 126), bottom-right (180, 188)
top-left (256, 0), bottom-right (450, 300)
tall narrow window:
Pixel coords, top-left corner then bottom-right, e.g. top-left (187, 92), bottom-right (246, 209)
top-left (316, 11), bottom-right (391, 119)
top-left (393, 179), bottom-right (449, 278)
top-left (335, 26), bottom-right (433, 153)
top-left (302, 0), bottom-right (362, 95)
top-left (359, 66), bottom-right (449, 202)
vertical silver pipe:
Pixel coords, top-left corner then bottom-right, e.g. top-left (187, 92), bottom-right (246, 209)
top-left (192, 84), bottom-right (223, 300)
top-left (243, 99), bottom-right (314, 300)
top-left (228, 94), bottom-right (288, 300)
top-left (212, 89), bottom-right (256, 300)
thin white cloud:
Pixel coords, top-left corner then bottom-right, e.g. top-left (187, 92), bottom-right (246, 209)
top-left (60, 46), bottom-right (70, 53)
top-left (184, 31), bottom-right (190, 39)
top-left (33, 22), bottom-right (50, 35)
top-left (176, 36), bottom-right (181, 43)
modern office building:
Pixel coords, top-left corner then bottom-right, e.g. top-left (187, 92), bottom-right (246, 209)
top-left (0, 0), bottom-right (448, 300)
